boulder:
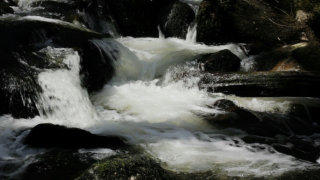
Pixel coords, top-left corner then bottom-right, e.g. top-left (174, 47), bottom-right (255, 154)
top-left (24, 123), bottom-right (128, 150)
top-left (199, 71), bottom-right (320, 97)
top-left (0, 16), bottom-right (106, 51)
top-left (22, 150), bottom-right (96, 180)
top-left (106, 0), bottom-right (175, 37)
top-left (159, 1), bottom-right (195, 38)
top-left (196, 0), bottom-right (304, 47)
top-left (197, 49), bottom-right (241, 73)
top-left (242, 135), bottom-right (320, 163)
top-left (0, 2), bottom-right (13, 16)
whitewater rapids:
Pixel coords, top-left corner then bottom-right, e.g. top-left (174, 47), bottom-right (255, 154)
top-left (0, 32), bottom-right (317, 178)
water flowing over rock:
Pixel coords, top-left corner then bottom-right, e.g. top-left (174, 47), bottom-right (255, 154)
top-left (159, 1), bottom-right (195, 39)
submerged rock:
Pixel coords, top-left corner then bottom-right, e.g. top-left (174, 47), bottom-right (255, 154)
top-left (159, 1), bottom-right (195, 39)
top-left (208, 99), bottom-right (320, 162)
top-left (197, 49), bottom-right (241, 73)
top-left (200, 71), bottom-right (320, 97)
top-left (196, 0), bottom-right (304, 47)
top-left (24, 123), bottom-right (129, 150)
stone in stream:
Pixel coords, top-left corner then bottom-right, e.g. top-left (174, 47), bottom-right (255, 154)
top-left (24, 123), bottom-right (129, 150)
top-left (207, 99), bottom-right (320, 162)
top-left (196, 0), bottom-right (305, 48)
top-left (197, 49), bottom-right (241, 73)
top-left (199, 71), bottom-right (320, 97)
top-left (158, 1), bottom-right (195, 39)
top-left (21, 149), bottom-right (97, 180)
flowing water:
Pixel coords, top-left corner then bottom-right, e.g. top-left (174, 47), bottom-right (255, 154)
top-left (1, 0), bottom-right (319, 178)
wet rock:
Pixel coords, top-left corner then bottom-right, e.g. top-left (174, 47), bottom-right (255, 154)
top-left (196, 0), bottom-right (304, 47)
top-left (22, 150), bottom-right (96, 180)
top-left (0, 2), bottom-right (13, 16)
top-left (208, 99), bottom-right (289, 137)
top-left (24, 123), bottom-right (129, 150)
top-left (159, 1), bottom-right (195, 39)
top-left (79, 39), bottom-right (117, 93)
top-left (197, 49), bottom-right (241, 73)
top-left (0, 16), bottom-right (106, 51)
top-left (199, 71), bottom-right (320, 97)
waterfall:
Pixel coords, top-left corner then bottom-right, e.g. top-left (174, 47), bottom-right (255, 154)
top-left (186, 24), bottom-right (197, 43)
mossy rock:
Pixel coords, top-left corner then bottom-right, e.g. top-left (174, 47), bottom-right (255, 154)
top-left (21, 150), bottom-right (97, 180)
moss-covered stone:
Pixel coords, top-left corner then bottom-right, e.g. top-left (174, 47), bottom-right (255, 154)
top-left (21, 150), bottom-right (96, 180)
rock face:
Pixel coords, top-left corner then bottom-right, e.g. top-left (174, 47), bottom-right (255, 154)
top-left (196, 0), bottom-right (304, 46)
top-left (159, 1), bottom-right (195, 38)
top-left (197, 49), bottom-right (241, 73)
top-left (24, 124), bottom-right (128, 149)
top-left (200, 71), bottom-right (320, 97)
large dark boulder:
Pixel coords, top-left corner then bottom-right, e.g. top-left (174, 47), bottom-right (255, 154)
top-left (0, 16), bottom-right (106, 51)
top-left (24, 123), bottom-right (129, 149)
top-left (197, 49), bottom-right (241, 73)
top-left (199, 71), bottom-right (320, 97)
top-left (106, 0), bottom-right (175, 37)
top-left (196, 0), bottom-right (304, 47)
top-left (159, 1), bottom-right (195, 38)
